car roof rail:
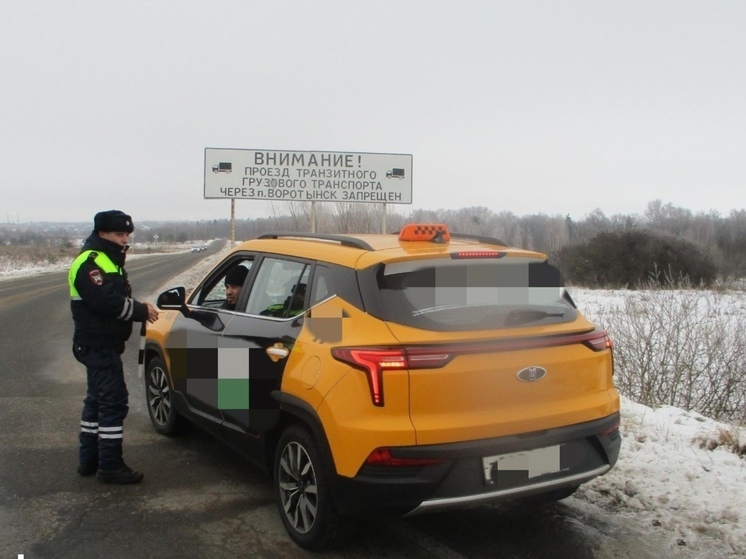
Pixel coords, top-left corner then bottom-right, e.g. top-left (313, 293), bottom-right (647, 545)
top-left (257, 232), bottom-right (374, 251)
top-left (450, 232), bottom-right (509, 246)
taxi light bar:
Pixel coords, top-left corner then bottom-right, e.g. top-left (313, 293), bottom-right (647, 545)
top-left (398, 223), bottom-right (451, 243)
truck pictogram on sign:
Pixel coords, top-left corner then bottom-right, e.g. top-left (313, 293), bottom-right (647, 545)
top-left (213, 162), bottom-right (232, 173)
top-left (386, 168), bottom-right (405, 179)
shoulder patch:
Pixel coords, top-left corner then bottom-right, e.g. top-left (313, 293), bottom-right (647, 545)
top-left (88, 269), bottom-right (104, 286)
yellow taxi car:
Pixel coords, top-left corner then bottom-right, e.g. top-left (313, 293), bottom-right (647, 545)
top-left (144, 223), bottom-right (621, 550)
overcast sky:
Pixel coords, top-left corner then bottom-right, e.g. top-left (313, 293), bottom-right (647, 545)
top-left (2, 1), bottom-right (745, 225)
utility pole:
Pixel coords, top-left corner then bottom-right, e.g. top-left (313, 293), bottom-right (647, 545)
top-left (230, 199), bottom-right (236, 247)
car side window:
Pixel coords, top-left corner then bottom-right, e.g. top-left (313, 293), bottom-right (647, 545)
top-left (246, 258), bottom-right (309, 318)
top-left (193, 257), bottom-right (254, 309)
top-left (310, 265), bottom-right (334, 305)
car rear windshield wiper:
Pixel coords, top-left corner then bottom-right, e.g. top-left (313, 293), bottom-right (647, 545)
top-left (505, 309), bottom-right (566, 326)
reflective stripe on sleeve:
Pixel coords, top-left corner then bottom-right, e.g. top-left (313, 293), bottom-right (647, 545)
top-left (118, 297), bottom-right (134, 320)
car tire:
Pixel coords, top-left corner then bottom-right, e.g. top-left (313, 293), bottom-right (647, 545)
top-left (274, 424), bottom-right (343, 551)
top-left (145, 355), bottom-right (184, 436)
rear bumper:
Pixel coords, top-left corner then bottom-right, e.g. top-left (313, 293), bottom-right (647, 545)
top-left (330, 412), bottom-right (621, 518)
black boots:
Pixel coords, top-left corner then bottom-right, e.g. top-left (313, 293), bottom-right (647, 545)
top-left (77, 463), bottom-right (98, 476)
top-left (95, 464), bottom-right (144, 484)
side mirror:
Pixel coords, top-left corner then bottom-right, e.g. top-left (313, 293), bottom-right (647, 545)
top-left (157, 287), bottom-right (187, 312)
top-left (156, 287), bottom-right (224, 332)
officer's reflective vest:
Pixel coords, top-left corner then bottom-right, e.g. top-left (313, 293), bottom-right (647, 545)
top-left (68, 250), bottom-right (122, 300)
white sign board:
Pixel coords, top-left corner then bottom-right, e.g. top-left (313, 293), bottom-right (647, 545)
top-left (204, 148), bottom-right (413, 204)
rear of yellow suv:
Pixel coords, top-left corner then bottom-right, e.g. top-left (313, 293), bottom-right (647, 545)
top-left (145, 223), bottom-right (620, 551)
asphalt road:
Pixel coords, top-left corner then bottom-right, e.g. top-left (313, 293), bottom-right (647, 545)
top-left (0, 247), bottom-right (715, 559)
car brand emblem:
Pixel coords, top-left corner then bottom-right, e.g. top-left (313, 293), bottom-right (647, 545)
top-left (516, 366), bottom-right (547, 382)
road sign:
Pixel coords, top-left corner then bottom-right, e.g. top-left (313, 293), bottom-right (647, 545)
top-left (204, 148), bottom-right (413, 204)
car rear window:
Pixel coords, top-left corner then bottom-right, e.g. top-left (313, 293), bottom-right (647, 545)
top-left (363, 257), bottom-right (577, 331)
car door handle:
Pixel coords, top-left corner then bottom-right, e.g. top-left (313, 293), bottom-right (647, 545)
top-left (266, 343), bottom-right (289, 362)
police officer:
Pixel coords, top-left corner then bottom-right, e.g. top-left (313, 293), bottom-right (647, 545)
top-left (69, 210), bottom-right (159, 484)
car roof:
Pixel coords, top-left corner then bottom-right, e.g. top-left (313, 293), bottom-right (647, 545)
top-left (229, 225), bottom-right (547, 269)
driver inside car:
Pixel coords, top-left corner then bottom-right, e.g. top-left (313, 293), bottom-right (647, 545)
top-left (222, 265), bottom-right (249, 310)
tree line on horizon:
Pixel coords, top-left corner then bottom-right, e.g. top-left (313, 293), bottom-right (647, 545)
top-left (3, 200), bottom-right (745, 286)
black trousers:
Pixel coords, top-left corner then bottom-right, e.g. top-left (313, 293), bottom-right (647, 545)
top-left (73, 344), bottom-right (129, 471)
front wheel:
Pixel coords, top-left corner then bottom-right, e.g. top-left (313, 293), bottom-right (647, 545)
top-left (274, 425), bottom-right (343, 550)
top-left (145, 356), bottom-right (184, 436)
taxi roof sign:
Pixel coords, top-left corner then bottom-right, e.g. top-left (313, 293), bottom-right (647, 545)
top-left (398, 223), bottom-right (451, 242)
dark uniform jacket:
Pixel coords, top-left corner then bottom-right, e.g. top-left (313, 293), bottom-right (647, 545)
top-left (70, 233), bottom-right (149, 348)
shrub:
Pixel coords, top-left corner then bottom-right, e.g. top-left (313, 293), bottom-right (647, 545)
top-left (557, 230), bottom-right (717, 288)
top-left (582, 280), bottom-right (746, 421)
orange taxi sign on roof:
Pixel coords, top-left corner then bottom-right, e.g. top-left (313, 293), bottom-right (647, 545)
top-left (398, 223), bottom-right (451, 242)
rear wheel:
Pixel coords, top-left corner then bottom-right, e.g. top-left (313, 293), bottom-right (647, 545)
top-left (145, 356), bottom-right (184, 436)
top-left (274, 424), bottom-right (343, 550)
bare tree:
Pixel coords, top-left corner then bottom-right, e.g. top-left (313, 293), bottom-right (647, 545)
top-left (271, 201), bottom-right (311, 231)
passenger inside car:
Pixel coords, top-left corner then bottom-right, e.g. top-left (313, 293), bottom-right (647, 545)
top-left (262, 282), bottom-right (306, 317)
top-left (284, 282), bottom-right (306, 316)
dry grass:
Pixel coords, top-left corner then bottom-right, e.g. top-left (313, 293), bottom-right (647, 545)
top-left (693, 427), bottom-right (746, 457)
top-left (0, 245), bottom-right (79, 269)
top-left (0, 242), bottom-right (204, 275)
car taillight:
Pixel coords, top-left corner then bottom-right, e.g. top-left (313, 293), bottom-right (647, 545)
top-left (332, 331), bottom-right (610, 406)
top-left (583, 330), bottom-right (613, 352)
top-left (364, 447), bottom-right (446, 467)
top-left (331, 347), bottom-right (453, 406)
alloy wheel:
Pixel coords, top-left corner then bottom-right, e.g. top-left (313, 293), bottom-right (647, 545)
top-left (278, 441), bottom-right (319, 534)
top-left (147, 365), bottom-right (172, 427)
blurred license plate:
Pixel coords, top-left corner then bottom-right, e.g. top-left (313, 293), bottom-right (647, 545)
top-left (482, 446), bottom-right (561, 485)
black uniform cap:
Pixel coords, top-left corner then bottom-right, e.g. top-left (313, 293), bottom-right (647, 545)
top-left (94, 210), bottom-right (135, 233)
top-left (225, 265), bottom-right (249, 287)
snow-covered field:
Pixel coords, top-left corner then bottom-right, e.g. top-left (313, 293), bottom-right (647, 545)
top-left (569, 288), bottom-right (745, 557)
top-left (2, 245), bottom-right (744, 557)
